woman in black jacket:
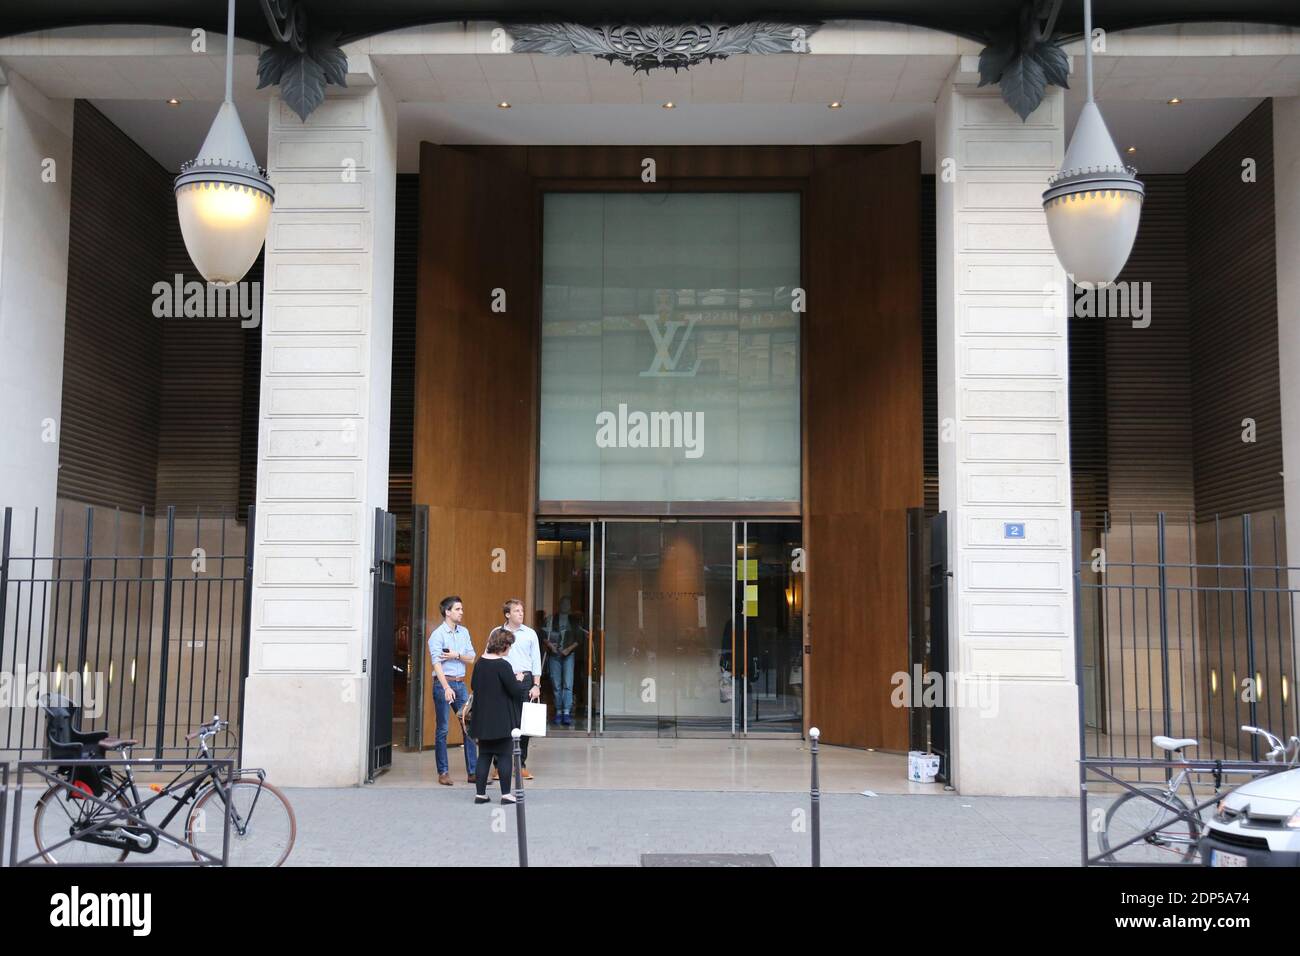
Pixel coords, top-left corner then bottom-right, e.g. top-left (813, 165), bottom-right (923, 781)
top-left (470, 626), bottom-right (533, 803)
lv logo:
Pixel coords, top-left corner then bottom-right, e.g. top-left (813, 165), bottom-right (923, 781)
top-left (640, 314), bottom-right (701, 377)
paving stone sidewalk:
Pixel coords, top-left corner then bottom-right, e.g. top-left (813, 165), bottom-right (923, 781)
top-left (6, 786), bottom-right (1084, 867)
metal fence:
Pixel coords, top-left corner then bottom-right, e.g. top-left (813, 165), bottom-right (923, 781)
top-left (1, 504), bottom-right (253, 763)
top-left (1074, 510), bottom-right (1300, 769)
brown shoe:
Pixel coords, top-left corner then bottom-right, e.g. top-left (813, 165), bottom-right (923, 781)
top-left (437, 772), bottom-right (452, 786)
top-left (521, 768), bottom-right (534, 781)
top-left (467, 774), bottom-right (476, 784)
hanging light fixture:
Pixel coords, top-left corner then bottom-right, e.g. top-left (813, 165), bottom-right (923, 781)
top-left (1042, 0), bottom-right (1143, 287)
top-left (174, 0), bottom-right (274, 285)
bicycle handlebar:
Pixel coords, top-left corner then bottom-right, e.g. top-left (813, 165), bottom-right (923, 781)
top-left (1241, 724), bottom-right (1297, 764)
top-left (185, 714), bottom-right (229, 742)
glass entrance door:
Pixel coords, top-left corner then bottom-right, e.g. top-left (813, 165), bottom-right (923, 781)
top-left (600, 520), bottom-right (735, 735)
top-left (534, 518), bottom-right (803, 736)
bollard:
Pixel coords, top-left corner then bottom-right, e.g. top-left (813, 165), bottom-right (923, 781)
top-left (511, 728), bottom-right (528, 867)
top-left (809, 726), bottom-right (821, 868)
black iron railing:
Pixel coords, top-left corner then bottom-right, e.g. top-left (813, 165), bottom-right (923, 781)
top-left (1074, 510), bottom-right (1300, 771)
top-left (1, 505), bottom-right (253, 762)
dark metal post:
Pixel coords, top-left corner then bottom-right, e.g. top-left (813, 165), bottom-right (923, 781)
top-left (75, 507), bottom-right (94, 673)
top-left (1073, 510), bottom-right (1090, 868)
top-left (1242, 514), bottom-right (1258, 759)
top-left (154, 506), bottom-right (177, 760)
top-left (809, 726), bottom-right (821, 867)
top-left (1156, 513), bottom-right (1172, 738)
top-left (905, 508), bottom-right (926, 753)
top-left (237, 506), bottom-right (255, 766)
top-left (512, 729), bottom-right (528, 867)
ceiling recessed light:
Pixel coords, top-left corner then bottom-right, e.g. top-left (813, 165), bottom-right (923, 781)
top-left (1125, 146), bottom-right (1138, 154)
top-left (166, 98), bottom-right (181, 106)
top-left (662, 101), bottom-right (675, 109)
top-left (828, 101), bottom-right (843, 109)
top-left (1167, 97), bottom-right (1182, 105)
top-left (497, 101), bottom-right (511, 109)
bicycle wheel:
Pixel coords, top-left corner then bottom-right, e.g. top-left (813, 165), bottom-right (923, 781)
top-left (33, 782), bottom-right (132, 864)
top-left (1100, 787), bottom-right (1200, 864)
top-left (185, 776), bottom-right (296, 866)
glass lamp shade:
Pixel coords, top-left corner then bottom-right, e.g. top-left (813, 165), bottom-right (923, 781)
top-left (1044, 187), bottom-right (1143, 286)
top-left (176, 180), bottom-right (273, 285)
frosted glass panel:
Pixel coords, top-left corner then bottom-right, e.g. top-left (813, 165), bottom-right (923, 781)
top-left (540, 192), bottom-right (800, 502)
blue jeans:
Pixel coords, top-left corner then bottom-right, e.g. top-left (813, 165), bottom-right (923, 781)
top-left (434, 680), bottom-right (477, 776)
top-left (547, 653), bottom-right (575, 715)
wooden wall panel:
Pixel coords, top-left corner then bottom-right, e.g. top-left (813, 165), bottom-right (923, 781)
top-left (805, 143), bottom-right (923, 750)
top-left (413, 142), bottom-right (923, 749)
top-left (413, 144), bottom-right (536, 747)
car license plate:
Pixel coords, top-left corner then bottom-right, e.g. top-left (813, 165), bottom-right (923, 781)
top-left (1211, 849), bottom-right (1247, 867)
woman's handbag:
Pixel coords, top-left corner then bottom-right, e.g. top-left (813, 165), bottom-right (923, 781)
top-left (458, 692), bottom-right (474, 737)
top-left (520, 700), bottom-right (548, 737)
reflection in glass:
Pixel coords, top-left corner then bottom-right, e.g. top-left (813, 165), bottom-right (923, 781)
top-left (601, 521), bottom-right (735, 734)
top-left (540, 192), bottom-right (801, 503)
top-left (533, 522), bottom-right (597, 733)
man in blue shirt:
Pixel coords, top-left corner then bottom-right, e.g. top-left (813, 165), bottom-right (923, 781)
top-left (503, 598), bottom-right (542, 779)
top-left (429, 595), bottom-right (477, 785)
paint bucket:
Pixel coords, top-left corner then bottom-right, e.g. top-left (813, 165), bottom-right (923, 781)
top-left (907, 751), bottom-right (941, 783)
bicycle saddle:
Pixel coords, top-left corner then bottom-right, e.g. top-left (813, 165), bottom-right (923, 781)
top-left (96, 737), bottom-right (140, 750)
top-left (1153, 735), bottom-right (1198, 752)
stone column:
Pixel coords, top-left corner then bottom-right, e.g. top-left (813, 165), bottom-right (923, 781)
top-left (935, 61), bottom-right (1079, 795)
top-left (241, 59), bottom-right (396, 786)
top-left (0, 71), bottom-right (73, 755)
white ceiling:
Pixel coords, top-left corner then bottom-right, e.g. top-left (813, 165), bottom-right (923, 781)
top-left (0, 47), bottom-right (1284, 174)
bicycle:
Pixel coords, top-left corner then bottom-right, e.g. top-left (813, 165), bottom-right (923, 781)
top-left (1099, 725), bottom-right (1299, 864)
top-left (33, 712), bottom-right (296, 866)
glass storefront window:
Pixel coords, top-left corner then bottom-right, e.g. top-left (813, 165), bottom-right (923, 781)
top-left (539, 192), bottom-right (801, 503)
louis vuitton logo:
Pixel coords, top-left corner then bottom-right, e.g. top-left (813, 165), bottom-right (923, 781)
top-left (640, 314), bottom-right (701, 377)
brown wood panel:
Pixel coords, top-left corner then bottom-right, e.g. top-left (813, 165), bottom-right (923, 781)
top-left (413, 143), bottom-right (536, 748)
top-left (449, 145), bottom-right (885, 183)
top-left (805, 142), bottom-right (923, 750)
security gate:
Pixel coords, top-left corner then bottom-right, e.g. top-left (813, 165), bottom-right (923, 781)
top-left (367, 508), bottom-right (397, 781)
top-left (905, 508), bottom-right (952, 784)
top-left (0, 504), bottom-right (253, 763)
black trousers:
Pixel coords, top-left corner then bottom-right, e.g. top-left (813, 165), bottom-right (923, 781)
top-left (476, 737), bottom-right (513, 796)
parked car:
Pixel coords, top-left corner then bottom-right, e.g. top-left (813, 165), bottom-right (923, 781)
top-left (1200, 728), bottom-right (1300, 867)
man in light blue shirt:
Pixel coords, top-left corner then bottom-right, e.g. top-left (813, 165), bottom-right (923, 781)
top-left (502, 597), bottom-right (541, 779)
top-left (429, 595), bottom-right (477, 785)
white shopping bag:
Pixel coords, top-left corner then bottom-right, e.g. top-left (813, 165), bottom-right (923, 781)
top-left (520, 701), bottom-right (548, 737)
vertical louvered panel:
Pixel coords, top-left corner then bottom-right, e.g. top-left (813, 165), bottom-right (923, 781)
top-left (1071, 311), bottom-right (1108, 530)
top-left (57, 101), bottom-right (167, 511)
top-left (57, 100), bottom-right (257, 517)
top-left (1187, 101), bottom-right (1281, 520)
top-left (388, 173), bottom-right (419, 516)
top-left (1103, 175), bottom-right (1193, 521)
top-left (238, 297), bottom-right (261, 521)
top-left (154, 225), bottom-right (258, 515)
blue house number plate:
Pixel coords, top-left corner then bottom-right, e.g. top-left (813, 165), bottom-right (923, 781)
top-left (1003, 522), bottom-right (1026, 539)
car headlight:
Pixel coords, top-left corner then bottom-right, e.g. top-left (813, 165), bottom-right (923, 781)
top-left (1287, 809), bottom-right (1300, 829)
